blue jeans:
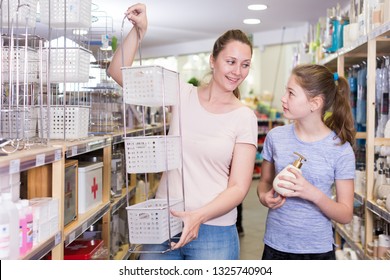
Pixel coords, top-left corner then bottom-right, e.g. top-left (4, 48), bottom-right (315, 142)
top-left (139, 224), bottom-right (239, 260)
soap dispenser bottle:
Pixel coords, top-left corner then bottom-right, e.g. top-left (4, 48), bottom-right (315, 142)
top-left (273, 152), bottom-right (307, 196)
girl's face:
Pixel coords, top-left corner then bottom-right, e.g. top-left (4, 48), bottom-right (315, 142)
top-left (210, 40), bottom-right (252, 92)
top-left (281, 75), bottom-right (312, 120)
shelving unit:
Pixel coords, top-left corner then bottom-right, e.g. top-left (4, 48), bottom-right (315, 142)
top-left (320, 21), bottom-right (390, 260)
top-left (253, 118), bottom-right (286, 179)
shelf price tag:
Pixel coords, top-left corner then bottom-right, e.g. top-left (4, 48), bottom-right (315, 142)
top-left (71, 146), bottom-right (78, 157)
top-left (54, 149), bottom-right (62, 161)
top-left (9, 159), bottom-right (20, 174)
top-left (36, 154), bottom-right (45, 167)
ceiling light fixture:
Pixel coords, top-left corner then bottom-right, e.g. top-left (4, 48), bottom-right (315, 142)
top-left (243, 18), bottom-right (261, 25)
top-left (248, 4), bottom-right (268, 11)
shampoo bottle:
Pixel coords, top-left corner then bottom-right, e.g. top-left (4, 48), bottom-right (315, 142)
top-left (273, 152), bottom-right (307, 196)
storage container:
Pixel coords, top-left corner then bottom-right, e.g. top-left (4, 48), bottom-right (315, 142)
top-left (64, 160), bottom-right (78, 226)
top-left (126, 199), bottom-right (183, 244)
top-left (77, 162), bottom-right (103, 214)
top-left (64, 239), bottom-right (103, 260)
top-left (0, 0), bottom-right (38, 28)
top-left (38, 106), bottom-right (90, 140)
top-left (39, 0), bottom-right (92, 29)
top-left (124, 135), bottom-right (182, 173)
top-left (121, 65), bottom-right (180, 106)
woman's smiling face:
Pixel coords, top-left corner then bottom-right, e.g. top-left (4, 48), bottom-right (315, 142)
top-left (210, 40), bottom-right (252, 92)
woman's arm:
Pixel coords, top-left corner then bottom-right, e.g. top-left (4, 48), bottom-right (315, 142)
top-left (170, 143), bottom-right (256, 249)
top-left (107, 3), bottom-right (148, 86)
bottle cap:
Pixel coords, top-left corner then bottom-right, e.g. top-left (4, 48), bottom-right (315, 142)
top-left (292, 152), bottom-right (307, 169)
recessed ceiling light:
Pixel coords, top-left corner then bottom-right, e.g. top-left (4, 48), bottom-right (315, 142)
top-left (243, 18), bottom-right (261, 25)
top-left (248, 4), bottom-right (268, 11)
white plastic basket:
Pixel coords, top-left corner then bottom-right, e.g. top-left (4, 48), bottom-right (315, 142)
top-left (124, 136), bottom-right (181, 173)
top-left (38, 106), bottom-right (89, 139)
top-left (0, 108), bottom-right (37, 139)
top-left (39, 0), bottom-right (92, 29)
top-left (126, 199), bottom-right (183, 244)
top-left (40, 47), bottom-right (91, 83)
top-left (121, 65), bottom-right (179, 106)
top-left (1, 47), bottom-right (39, 83)
top-left (0, 0), bottom-right (38, 28)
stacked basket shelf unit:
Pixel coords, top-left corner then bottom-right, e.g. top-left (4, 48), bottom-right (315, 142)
top-left (120, 65), bottom-right (184, 252)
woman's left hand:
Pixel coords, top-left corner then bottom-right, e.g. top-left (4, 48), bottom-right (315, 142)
top-left (169, 210), bottom-right (201, 250)
top-left (277, 167), bottom-right (322, 202)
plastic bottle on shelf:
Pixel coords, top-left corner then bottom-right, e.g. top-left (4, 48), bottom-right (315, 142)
top-left (1, 193), bottom-right (19, 259)
top-left (348, 67), bottom-right (357, 123)
top-left (356, 64), bottom-right (367, 127)
top-left (15, 201), bottom-right (27, 256)
top-left (0, 196), bottom-right (11, 260)
top-left (374, 167), bottom-right (386, 200)
top-left (21, 200), bottom-right (33, 251)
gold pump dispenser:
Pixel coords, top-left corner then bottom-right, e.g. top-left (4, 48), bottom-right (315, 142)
top-left (292, 152), bottom-right (306, 169)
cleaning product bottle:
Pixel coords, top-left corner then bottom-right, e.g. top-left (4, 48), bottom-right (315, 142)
top-left (15, 201), bottom-right (27, 256)
top-left (1, 193), bottom-right (19, 259)
top-left (0, 196), bottom-right (11, 260)
top-left (20, 200), bottom-right (33, 252)
top-left (273, 152), bottom-right (307, 196)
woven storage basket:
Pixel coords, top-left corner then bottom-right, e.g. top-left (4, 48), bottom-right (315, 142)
top-left (124, 135), bottom-right (181, 173)
top-left (121, 65), bottom-right (179, 106)
top-left (126, 199), bottom-right (183, 244)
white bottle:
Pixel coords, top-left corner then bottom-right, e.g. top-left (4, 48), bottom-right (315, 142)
top-left (0, 197), bottom-right (11, 260)
top-left (1, 193), bottom-right (19, 259)
top-left (273, 152), bottom-right (307, 196)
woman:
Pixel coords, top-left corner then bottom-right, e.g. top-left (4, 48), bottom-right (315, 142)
top-left (108, 3), bottom-right (257, 260)
top-left (257, 64), bottom-right (356, 260)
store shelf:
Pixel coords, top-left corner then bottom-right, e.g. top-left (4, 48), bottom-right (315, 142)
top-left (321, 20), bottom-right (390, 259)
top-left (333, 223), bottom-right (366, 260)
top-left (21, 231), bottom-right (61, 260)
top-left (366, 200), bottom-right (390, 224)
top-left (51, 136), bottom-right (112, 158)
top-left (64, 202), bottom-right (110, 246)
top-left (354, 192), bottom-right (365, 205)
top-left (0, 146), bottom-right (62, 176)
top-left (111, 124), bottom-right (167, 144)
top-left (110, 185), bottom-right (136, 215)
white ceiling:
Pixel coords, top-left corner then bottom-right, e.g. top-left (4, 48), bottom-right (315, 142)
top-left (89, 0), bottom-right (350, 49)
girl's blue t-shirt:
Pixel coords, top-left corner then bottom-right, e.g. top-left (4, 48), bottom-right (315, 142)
top-left (262, 123), bottom-right (355, 254)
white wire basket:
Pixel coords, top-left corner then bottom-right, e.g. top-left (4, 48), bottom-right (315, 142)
top-left (0, 107), bottom-right (37, 139)
top-left (1, 47), bottom-right (39, 83)
top-left (121, 65), bottom-right (180, 107)
top-left (39, 0), bottom-right (92, 29)
top-left (124, 135), bottom-right (182, 173)
top-left (40, 47), bottom-right (91, 83)
top-left (126, 199), bottom-right (183, 244)
top-left (38, 106), bottom-right (89, 139)
top-left (0, 0), bottom-right (38, 28)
